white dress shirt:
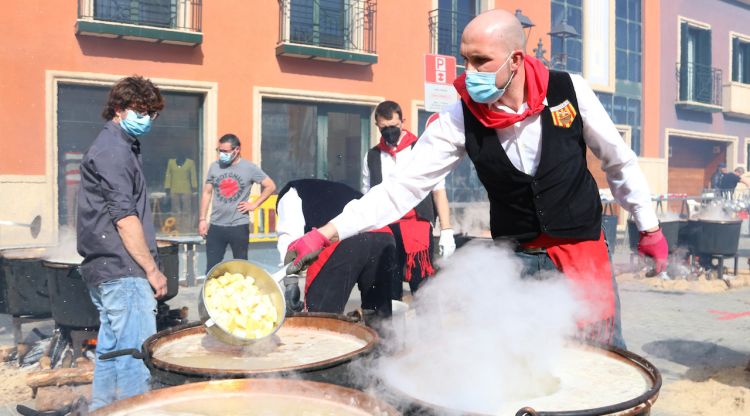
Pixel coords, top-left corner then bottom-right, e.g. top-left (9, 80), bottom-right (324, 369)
top-left (276, 188), bottom-right (305, 265)
top-left (362, 136), bottom-right (446, 194)
top-left (332, 74), bottom-right (658, 240)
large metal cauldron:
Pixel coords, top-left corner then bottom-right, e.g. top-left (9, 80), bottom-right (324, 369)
top-left (91, 378), bottom-right (400, 416)
top-left (684, 218), bottom-right (742, 256)
top-left (0, 248), bottom-right (51, 317)
top-left (382, 343), bottom-right (661, 416)
top-left (602, 215), bottom-right (619, 255)
top-left (41, 258), bottom-right (99, 329)
top-left (137, 314), bottom-right (378, 388)
top-left (41, 241), bottom-right (180, 328)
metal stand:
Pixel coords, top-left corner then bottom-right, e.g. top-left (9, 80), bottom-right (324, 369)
top-left (12, 316), bottom-right (51, 345)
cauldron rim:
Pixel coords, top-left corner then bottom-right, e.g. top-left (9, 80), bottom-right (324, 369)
top-left (144, 315), bottom-right (379, 379)
top-left (688, 218), bottom-right (742, 224)
top-left (90, 377), bottom-right (400, 416)
top-left (381, 342), bottom-right (662, 416)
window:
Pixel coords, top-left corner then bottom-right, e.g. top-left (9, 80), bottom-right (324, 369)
top-left (418, 110), bottom-right (488, 203)
top-left (57, 84), bottom-right (204, 234)
top-left (93, 0), bottom-right (176, 28)
top-left (615, 0), bottom-right (641, 82)
top-left (261, 100), bottom-right (371, 191)
top-left (596, 92), bottom-right (641, 155)
top-left (732, 37), bottom-right (750, 84)
top-left (678, 21), bottom-right (716, 104)
top-left (290, 0), bottom-right (347, 49)
top-left (551, 0), bottom-right (583, 73)
top-left (279, 0), bottom-right (377, 56)
top-left (431, 0), bottom-right (479, 65)
top-left (77, 0), bottom-right (203, 45)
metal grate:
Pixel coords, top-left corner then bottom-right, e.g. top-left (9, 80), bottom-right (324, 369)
top-left (675, 62), bottom-right (722, 106)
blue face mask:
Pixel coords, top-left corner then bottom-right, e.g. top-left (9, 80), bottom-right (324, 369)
top-left (465, 53), bottom-right (515, 104)
top-left (218, 150), bottom-right (235, 165)
top-left (119, 110), bottom-right (152, 137)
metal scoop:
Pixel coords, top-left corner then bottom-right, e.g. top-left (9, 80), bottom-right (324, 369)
top-left (0, 215), bottom-right (42, 238)
top-left (198, 260), bottom-right (288, 346)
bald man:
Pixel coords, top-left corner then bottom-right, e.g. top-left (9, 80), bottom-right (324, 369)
top-left (284, 9), bottom-right (666, 349)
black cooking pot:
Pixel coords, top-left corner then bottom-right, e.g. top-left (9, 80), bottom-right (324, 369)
top-left (602, 215), bottom-right (618, 255)
top-left (686, 219), bottom-right (742, 256)
top-left (42, 261), bottom-right (100, 329)
top-left (156, 241), bottom-right (179, 302)
top-left (0, 248), bottom-right (52, 317)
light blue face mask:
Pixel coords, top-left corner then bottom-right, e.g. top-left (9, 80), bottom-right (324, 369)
top-left (218, 150), bottom-right (235, 165)
top-left (465, 53), bottom-right (515, 104)
top-left (119, 110), bottom-right (152, 137)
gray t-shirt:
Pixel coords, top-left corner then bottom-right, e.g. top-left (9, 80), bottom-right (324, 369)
top-left (206, 159), bottom-right (268, 226)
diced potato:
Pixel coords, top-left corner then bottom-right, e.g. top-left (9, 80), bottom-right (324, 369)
top-left (204, 271), bottom-right (279, 340)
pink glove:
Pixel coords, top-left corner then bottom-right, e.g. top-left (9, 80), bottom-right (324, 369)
top-left (638, 228), bottom-right (668, 273)
top-left (284, 228), bottom-right (331, 274)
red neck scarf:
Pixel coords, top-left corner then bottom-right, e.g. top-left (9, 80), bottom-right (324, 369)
top-left (454, 54), bottom-right (550, 129)
top-left (377, 129), bottom-right (418, 157)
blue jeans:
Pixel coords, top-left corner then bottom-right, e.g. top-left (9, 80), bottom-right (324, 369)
top-left (88, 277), bottom-right (157, 410)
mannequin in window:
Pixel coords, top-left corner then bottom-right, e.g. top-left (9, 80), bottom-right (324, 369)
top-left (164, 155), bottom-right (197, 231)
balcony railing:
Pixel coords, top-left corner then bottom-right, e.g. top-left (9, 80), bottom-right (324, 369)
top-left (277, 0), bottom-right (377, 60)
top-left (428, 8), bottom-right (474, 65)
top-left (78, 0), bottom-right (202, 32)
top-left (675, 62), bottom-right (722, 110)
top-left (77, 0), bottom-right (202, 45)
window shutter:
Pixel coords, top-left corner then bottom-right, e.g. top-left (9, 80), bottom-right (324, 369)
top-left (732, 37), bottom-right (740, 82)
top-left (679, 22), bottom-right (689, 100)
top-left (699, 28), bottom-right (712, 102)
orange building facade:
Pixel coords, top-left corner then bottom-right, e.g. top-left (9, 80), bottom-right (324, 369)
top-left (0, 0), bottom-right (555, 248)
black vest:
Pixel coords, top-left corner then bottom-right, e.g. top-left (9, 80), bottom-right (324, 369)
top-left (463, 70), bottom-right (602, 242)
top-left (366, 146), bottom-right (436, 223)
top-left (276, 179), bottom-right (362, 233)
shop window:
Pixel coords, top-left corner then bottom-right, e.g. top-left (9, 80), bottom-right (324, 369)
top-left (261, 99), bottom-right (371, 192)
top-left (56, 84), bottom-right (203, 235)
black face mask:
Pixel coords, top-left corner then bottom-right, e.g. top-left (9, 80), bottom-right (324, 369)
top-left (380, 126), bottom-right (401, 146)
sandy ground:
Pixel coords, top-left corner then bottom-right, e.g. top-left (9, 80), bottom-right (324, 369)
top-left (656, 366), bottom-right (750, 416)
top-left (0, 363), bottom-right (33, 411)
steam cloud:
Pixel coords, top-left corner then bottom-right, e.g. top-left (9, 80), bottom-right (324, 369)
top-left (374, 240), bottom-right (587, 414)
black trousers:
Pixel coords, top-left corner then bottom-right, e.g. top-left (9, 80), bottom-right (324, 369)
top-left (305, 232), bottom-right (396, 317)
top-left (388, 222), bottom-right (435, 300)
top-left (205, 224), bottom-right (249, 274)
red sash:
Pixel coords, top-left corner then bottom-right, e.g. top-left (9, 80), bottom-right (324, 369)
top-left (522, 232), bottom-right (616, 343)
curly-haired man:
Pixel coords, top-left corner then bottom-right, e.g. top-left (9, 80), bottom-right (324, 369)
top-left (77, 75), bottom-right (166, 409)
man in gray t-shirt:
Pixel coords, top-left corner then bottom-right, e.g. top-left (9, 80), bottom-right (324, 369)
top-left (199, 134), bottom-right (276, 273)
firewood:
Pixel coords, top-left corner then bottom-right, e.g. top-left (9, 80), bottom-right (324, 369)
top-left (74, 357), bottom-right (94, 370)
top-left (38, 356), bottom-right (51, 370)
top-left (26, 367), bottom-right (94, 388)
top-left (35, 384), bottom-right (92, 412)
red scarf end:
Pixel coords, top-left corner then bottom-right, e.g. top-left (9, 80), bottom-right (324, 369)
top-left (404, 249), bottom-right (435, 282)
